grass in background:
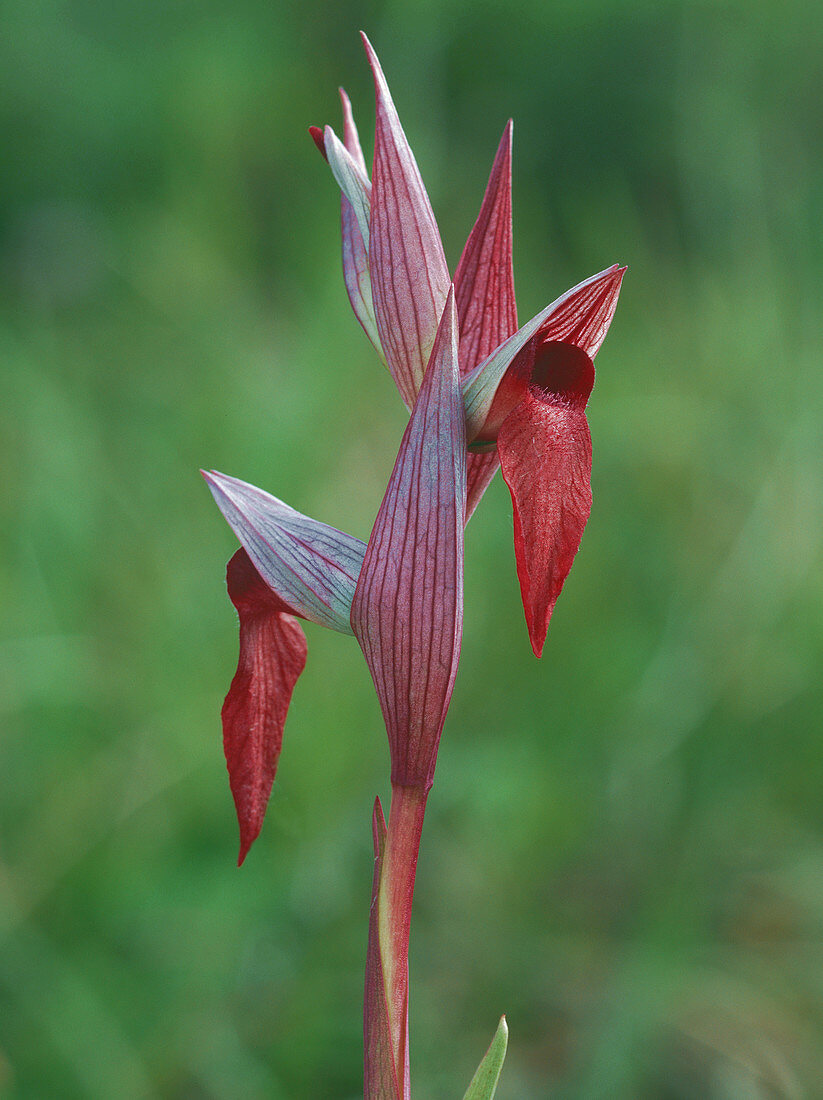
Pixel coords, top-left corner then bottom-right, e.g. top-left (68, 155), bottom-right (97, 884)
top-left (1, 1), bottom-right (821, 1096)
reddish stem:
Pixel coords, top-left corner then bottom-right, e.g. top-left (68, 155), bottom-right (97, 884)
top-left (369, 782), bottom-right (428, 1097)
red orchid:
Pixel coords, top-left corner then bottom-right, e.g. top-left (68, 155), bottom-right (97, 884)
top-left (314, 33), bottom-right (624, 655)
top-left (205, 33), bottom-right (623, 1099)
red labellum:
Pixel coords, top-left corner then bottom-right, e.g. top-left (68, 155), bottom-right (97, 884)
top-left (497, 387), bottom-right (593, 658)
top-left (222, 549), bottom-right (307, 865)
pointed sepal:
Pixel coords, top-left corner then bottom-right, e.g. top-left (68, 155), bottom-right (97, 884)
top-left (222, 550), bottom-right (308, 865)
top-left (338, 89), bottom-right (384, 359)
top-left (454, 121), bottom-right (517, 378)
top-left (204, 470), bottom-right (365, 635)
top-left (462, 1017), bottom-right (509, 1100)
top-left (454, 121), bottom-right (519, 520)
top-left (351, 286), bottom-right (465, 789)
top-left (363, 32), bottom-right (451, 409)
top-left (323, 123), bottom-right (372, 253)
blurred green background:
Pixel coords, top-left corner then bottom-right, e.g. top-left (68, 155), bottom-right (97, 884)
top-left (1, 0), bottom-right (821, 1096)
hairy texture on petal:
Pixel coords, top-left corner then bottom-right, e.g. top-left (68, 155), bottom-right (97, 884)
top-left (351, 287), bottom-right (465, 789)
top-left (222, 550), bottom-right (307, 865)
top-left (204, 470), bottom-right (365, 634)
top-left (364, 799), bottom-right (402, 1100)
top-left (463, 265), bottom-right (625, 438)
top-left (454, 121), bottom-right (519, 519)
top-left (363, 33), bottom-right (451, 409)
top-left (497, 390), bottom-right (592, 657)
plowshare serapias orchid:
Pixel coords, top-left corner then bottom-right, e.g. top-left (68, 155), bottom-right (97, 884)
top-left (203, 32), bottom-right (623, 1100)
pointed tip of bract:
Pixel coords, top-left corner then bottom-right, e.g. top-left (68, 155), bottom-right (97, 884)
top-left (490, 121), bottom-right (513, 186)
top-left (360, 31), bottom-right (387, 94)
top-left (202, 468), bottom-right (230, 504)
top-left (201, 468), bottom-right (221, 495)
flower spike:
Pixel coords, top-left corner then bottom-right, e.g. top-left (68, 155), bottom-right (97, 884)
top-left (222, 549), bottom-right (308, 865)
top-left (351, 286), bottom-right (465, 789)
top-left (204, 470), bottom-right (365, 634)
top-left (362, 32), bottom-right (451, 409)
top-left (454, 120), bottom-right (519, 519)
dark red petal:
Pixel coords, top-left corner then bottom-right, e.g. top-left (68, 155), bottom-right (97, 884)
top-left (454, 120), bottom-right (518, 377)
top-left (222, 549), bottom-right (307, 865)
top-left (351, 288), bottom-right (465, 789)
top-left (497, 391), bottom-right (592, 657)
top-left (364, 798), bottom-right (402, 1100)
top-left (363, 33), bottom-right (451, 409)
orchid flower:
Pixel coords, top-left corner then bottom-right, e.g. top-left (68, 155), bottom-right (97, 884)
top-left (313, 34), bottom-right (624, 655)
top-left (204, 33), bottom-right (623, 1099)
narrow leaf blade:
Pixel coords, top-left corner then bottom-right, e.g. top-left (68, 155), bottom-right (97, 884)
top-left (462, 1016), bottom-right (509, 1100)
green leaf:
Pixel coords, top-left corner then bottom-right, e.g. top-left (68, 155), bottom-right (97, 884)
top-left (462, 1016), bottom-right (508, 1100)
